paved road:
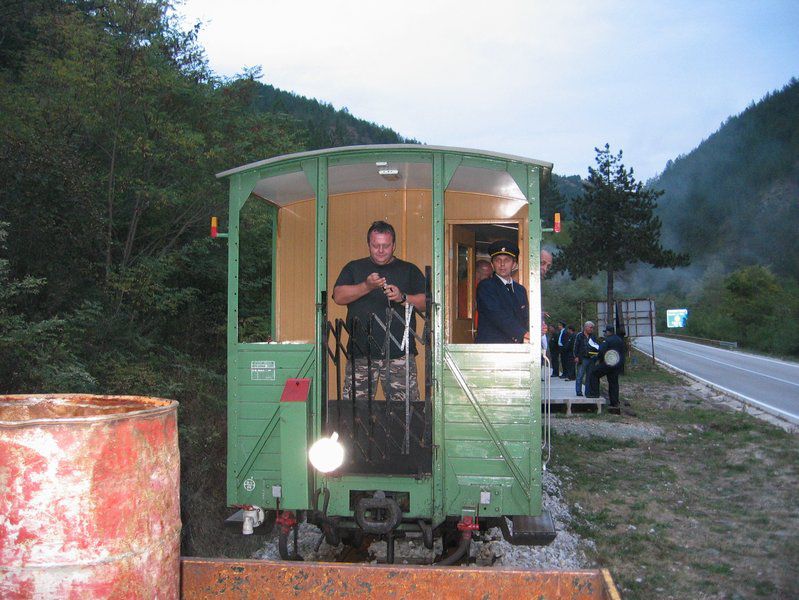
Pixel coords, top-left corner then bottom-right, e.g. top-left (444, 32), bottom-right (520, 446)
top-left (633, 336), bottom-right (799, 424)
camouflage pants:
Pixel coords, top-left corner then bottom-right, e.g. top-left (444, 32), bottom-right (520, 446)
top-left (341, 357), bottom-right (420, 402)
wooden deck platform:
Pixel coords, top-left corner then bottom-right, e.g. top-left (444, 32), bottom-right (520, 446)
top-left (544, 373), bottom-right (606, 415)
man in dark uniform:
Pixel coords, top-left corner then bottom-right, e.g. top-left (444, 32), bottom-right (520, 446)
top-left (563, 325), bottom-right (576, 380)
top-left (589, 325), bottom-right (626, 413)
top-left (333, 221), bottom-right (426, 401)
top-left (475, 240), bottom-right (529, 344)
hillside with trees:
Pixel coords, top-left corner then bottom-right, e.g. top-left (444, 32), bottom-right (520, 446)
top-left (653, 79), bottom-right (799, 280)
top-left (541, 83), bottom-right (799, 357)
top-left (0, 0), bottom-right (412, 558)
top-left (642, 79), bottom-right (799, 353)
top-left (250, 81), bottom-right (417, 148)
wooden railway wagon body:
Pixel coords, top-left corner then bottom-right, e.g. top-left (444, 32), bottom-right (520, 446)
top-left (217, 145), bottom-right (554, 560)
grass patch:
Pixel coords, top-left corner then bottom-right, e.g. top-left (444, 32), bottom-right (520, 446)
top-left (552, 360), bottom-right (799, 600)
top-left (554, 433), bottom-right (639, 453)
top-left (623, 349), bottom-right (683, 384)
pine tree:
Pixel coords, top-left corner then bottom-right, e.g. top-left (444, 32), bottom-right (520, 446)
top-left (554, 144), bottom-right (689, 324)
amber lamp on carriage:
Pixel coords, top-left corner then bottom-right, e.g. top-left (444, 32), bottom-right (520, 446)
top-left (210, 216), bottom-right (218, 238)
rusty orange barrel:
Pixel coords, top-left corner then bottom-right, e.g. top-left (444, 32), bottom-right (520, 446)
top-left (0, 394), bottom-right (181, 598)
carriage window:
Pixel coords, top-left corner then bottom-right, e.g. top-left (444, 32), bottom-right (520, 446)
top-left (238, 198), bottom-right (276, 343)
top-left (447, 222), bottom-right (523, 344)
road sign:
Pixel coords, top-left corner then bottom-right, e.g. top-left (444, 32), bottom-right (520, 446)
top-left (666, 308), bottom-right (688, 328)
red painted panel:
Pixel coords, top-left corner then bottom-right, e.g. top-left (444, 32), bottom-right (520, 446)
top-left (280, 378), bottom-right (311, 403)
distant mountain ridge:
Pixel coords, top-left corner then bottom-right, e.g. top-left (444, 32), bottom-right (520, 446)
top-left (250, 82), bottom-right (418, 149)
top-left (651, 78), bottom-right (799, 280)
top-left (251, 77), bottom-right (798, 286)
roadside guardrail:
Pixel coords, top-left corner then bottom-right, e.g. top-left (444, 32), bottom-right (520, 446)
top-left (660, 333), bottom-right (738, 350)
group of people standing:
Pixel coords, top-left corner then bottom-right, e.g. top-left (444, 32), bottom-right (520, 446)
top-left (546, 320), bottom-right (627, 414)
top-left (545, 322), bottom-right (576, 380)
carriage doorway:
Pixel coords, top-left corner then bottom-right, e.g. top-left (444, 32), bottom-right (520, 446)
top-left (447, 222), bottom-right (522, 343)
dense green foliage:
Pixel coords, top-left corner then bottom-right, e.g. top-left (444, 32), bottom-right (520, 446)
top-left (553, 144), bottom-right (689, 321)
top-left (550, 173), bottom-right (583, 216)
top-left (0, 0), bottom-right (411, 557)
top-left (653, 265), bottom-right (799, 356)
top-left (540, 174), bottom-right (568, 229)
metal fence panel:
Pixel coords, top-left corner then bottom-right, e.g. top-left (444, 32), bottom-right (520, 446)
top-left (596, 299), bottom-right (656, 338)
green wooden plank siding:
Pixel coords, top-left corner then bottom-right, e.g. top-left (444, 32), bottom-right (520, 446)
top-left (228, 344), bottom-right (314, 505)
top-left (442, 345), bottom-right (540, 516)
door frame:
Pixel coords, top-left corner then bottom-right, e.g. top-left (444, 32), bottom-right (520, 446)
top-left (444, 219), bottom-right (527, 345)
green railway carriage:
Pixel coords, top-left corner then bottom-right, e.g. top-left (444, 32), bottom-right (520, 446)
top-left (217, 144), bottom-right (555, 561)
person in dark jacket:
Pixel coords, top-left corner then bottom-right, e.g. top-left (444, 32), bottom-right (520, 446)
top-left (562, 325), bottom-right (576, 380)
top-left (589, 325), bottom-right (626, 412)
top-left (572, 321), bottom-right (598, 396)
top-left (475, 240), bottom-right (529, 344)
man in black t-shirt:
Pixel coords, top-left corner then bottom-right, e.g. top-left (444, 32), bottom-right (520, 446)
top-left (332, 221), bottom-right (426, 402)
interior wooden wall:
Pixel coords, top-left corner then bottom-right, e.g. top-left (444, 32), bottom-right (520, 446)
top-left (275, 198), bottom-right (316, 342)
top-left (443, 191), bottom-right (529, 289)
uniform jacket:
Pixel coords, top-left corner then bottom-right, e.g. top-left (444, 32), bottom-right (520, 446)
top-left (565, 332), bottom-right (576, 355)
top-left (556, 327), bottom-right (567, 349)
top-left (475, 275), bottom-right (529, 343)
top-left (597, 334), bottom-right (626, 370)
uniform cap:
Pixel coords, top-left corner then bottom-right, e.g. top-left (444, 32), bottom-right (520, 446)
top-left (488, 240), bottom-right (519, 260)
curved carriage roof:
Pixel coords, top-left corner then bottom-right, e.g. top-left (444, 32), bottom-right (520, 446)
top-left (216, 144), bottom-right (552, 207)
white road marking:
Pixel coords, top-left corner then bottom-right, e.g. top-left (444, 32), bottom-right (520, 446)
top-left (659, 338), bottom-right (799, 368)
top-left (653, 344), bottom-right (799, 388)
top-left (634, 344), bottom-right (799, 423)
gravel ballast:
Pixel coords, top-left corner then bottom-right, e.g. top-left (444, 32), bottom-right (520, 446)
top-left (551, 416), bottom-right (664, 441)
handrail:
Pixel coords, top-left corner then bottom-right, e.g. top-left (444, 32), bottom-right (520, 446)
top-left (542, 355), bottom-right (551, 470)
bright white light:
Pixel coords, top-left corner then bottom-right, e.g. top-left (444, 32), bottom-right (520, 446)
top-left (308, 432), bottom-right (345, 473)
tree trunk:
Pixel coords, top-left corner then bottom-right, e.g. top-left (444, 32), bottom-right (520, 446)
top-left (606, 270), bottom-right (614, 329)
top-left (105, 131), bottom-right (118, 279)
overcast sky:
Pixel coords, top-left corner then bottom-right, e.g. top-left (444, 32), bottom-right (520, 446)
top-left (177, 1), bottom-right (798, 179)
